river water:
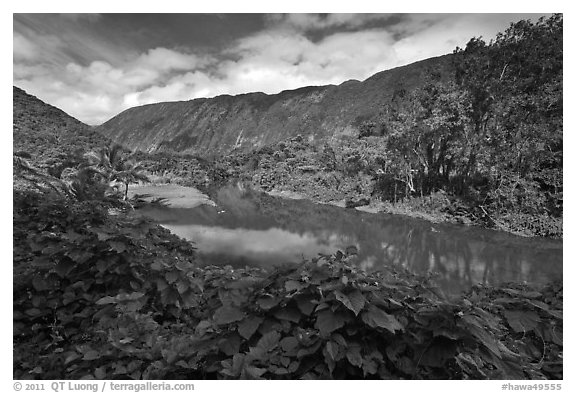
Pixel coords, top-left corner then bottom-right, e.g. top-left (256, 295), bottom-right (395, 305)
top-left (137, 184), bottom-right (562, 295)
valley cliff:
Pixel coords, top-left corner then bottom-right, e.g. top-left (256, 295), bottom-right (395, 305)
top-left (96, 55), bottom-right (452, 156)
top-left (13, 86), bottom-right (110, 165)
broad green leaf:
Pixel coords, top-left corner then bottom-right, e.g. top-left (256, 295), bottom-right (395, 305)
top-left (502, 289), bottom-right (541, 299)
top-left (256, 330), bottom-right (281, 352)
top-left (66, 249), bottom-right (93, 264)
top-left (361, 306), bottom-right (403, 333)
top-left (296, 340), bottom-right (322, 358)
top-left (161, 349), bottom-right (178, 364)
top-left (280, 357), bottom-right (291, 367)
top-left (315, 310), bottom-right (351, 336)
top-left (331, 333), bottom-right (347, 347)
top-left (54, 259), bottom-right (76, 277)
top-left (244, 366), bottom-right (267, 379)
top-left (165, 271), bottom-right (179, 284)
top-left (219, 333), bottom-right (242, 356)
top-left (180, 290), bottom-right (199, 308)
top-left (176, 280), bottom-right (189, 294)
top-left (288, 361), bottom-right (300, 373)
top-left (64, 352), bottom-right (81, 365)
top-left (109, 241), bottom-right (128, 254)
top-left (225, 277), bottom-right (263, 289)
top-left (83, 350), bottom-right (100, 361)
top-left (274, 307), bottom-right (301, 323)
top-left (115, 292), bottom-right (145, 302)
top-left (323, 345), bottom-right (336, 374)
top-left (257, 296), bottom-right (281, 310)
top-left (455, 353), bottom-right (487, 379)
top-left (285, 280), bottom-right (303, 292)
top-left (156, 278), bottom-right (168, 291)
top-left (25, 308), bottom-right (43, 317)
top-left (295, 294), bottom-right (316, 315)
top-left (417, 339), bottom-right (457, 367)
top-left (395, 356), bottom-right (415, 376)
top-left (95, 296), bottom-right (116, 305)
top-left (504, 310), bottom-right (541, 333)
top-left (346, 344), bottom-right (363, 368)
top-left (213, 305), bottom-right (245, 325)
top-left (270, 366), bottom-right (289, 375)
top-left (222, 354), bottom-right (245, 377)
top-left (32, 275), bottom-right (49, 291)
top-left (195, 320), bottom-right (213, 335)
top-left (460, 314), bottom-right (501, 358)
top-left (94, 366), bottom-right (106, 379)
top-left (280, 336), bottom-right (299, 352)
top-left (93, 230), bottom-right (113, 241)
top-left (334, 289), bottom-right (366, 316)
top-left (238, 316), bottom-right (263, 340)
top-left (362, 357), bottom-right (378, 376)
top-left (525, 299), bottom-right (550, 311)
top-left (325, 341), bottom-right (339, 361)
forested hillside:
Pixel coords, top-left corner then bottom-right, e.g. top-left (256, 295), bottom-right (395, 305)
top-left (192, 15), bottom-right (562, 237)
top-left (13, 87), bottom-right (111, 177)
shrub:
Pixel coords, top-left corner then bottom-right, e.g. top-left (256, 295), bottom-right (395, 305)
top-left (13, 194), bottom-right (562, 380)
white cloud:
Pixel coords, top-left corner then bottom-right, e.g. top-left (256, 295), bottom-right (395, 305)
top-left (125, 28), bottom-right (398, 113)
top-left (13, 33), bottom-right (39, 61)
top-left (135, 47), bottom-right (211, 72)
top-left (14, 14), bottom-right (547, 125)
top-left (14, 46), bottom-right (219, 124)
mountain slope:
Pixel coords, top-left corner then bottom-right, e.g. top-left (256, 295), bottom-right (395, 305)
top-left (13, 86), bottom-right (110, 166)
top-left (96, 55), bottom-right (453, 156)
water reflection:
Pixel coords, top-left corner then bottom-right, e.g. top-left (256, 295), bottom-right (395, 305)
top-left (138, 184), bottom-right (562, 295)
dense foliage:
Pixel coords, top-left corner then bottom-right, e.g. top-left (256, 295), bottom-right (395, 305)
top-left (13, 87), bottom-right (111, 178)
top-left (187, 15), bottom-right (562, 238)
top-left (14, 191), bottom-right (562, 380)
top-left (130, 151), bottom-right (213, 190)
top-left (13, 14), bottom-right (563, 381)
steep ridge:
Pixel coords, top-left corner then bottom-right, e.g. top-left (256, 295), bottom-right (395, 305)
top-left (96, 54), bottom-right (453, 156)
top-left (13, 86), bottom-right (110, 165)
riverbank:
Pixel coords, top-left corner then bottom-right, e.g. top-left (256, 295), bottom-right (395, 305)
top-left (268, 188), bottom-right (451, 223)
top-left (128, 183), bottom-right (215, 209)
top-left (264, 185), bottom-right (561, 239)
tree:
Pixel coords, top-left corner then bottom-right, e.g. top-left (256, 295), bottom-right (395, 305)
top-left (84, 144), bottom-right (149, 201)
top-left (111, 160), bottom-right (150, 201)
top-left (386, 79), bottom-right (467, 196)
top-left (452, 14), bottom-right (562, 216)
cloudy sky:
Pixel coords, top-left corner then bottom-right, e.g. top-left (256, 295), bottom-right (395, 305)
top-left (13, 13), bottom-right (550, 125)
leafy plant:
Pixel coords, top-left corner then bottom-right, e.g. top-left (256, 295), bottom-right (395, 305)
top-left (13, 193), bottom-right (562, 379)
top-left (84, 144), bottom-right (150, 200)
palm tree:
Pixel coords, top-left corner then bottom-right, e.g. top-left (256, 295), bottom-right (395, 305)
top-left (61, 165), bottom-right (109, 201)
top-left (111, 160), bottom-right (150, 201)
top-left (84, 144), bottom-right (149, 201)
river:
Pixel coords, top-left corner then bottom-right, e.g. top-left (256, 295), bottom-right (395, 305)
top-left (134, 183), bottom-right (563, 295)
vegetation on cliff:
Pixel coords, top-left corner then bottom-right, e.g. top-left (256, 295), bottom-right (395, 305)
top-left (181, 15), bottom-right (562, 238)
top-left (13, 87), bottom-right (111, 178)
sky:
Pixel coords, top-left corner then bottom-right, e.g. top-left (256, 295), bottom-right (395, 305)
top-left (13, 13), bottom-right (551, 125)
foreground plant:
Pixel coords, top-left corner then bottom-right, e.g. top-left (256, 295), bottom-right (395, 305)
top-left (13, 192), bottom-right (562, 380)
